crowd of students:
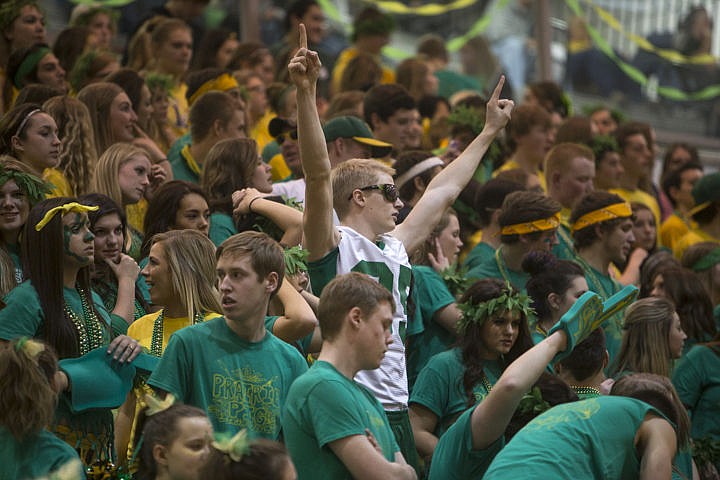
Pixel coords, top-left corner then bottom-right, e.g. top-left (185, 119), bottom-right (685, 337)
top-left (0, 0), bottom-right (719, 479)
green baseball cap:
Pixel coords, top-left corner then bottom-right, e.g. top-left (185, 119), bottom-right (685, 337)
top-left (323, 116), bottom-right (393, 157)
top-left (690, 172), bottom-right (720, 217)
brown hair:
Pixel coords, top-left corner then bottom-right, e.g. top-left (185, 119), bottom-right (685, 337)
top-left (76, 81), bottom-right (125, 155)
top-left (570, 191), bottom-right (627, 249)
top-left (611, 297), bottom-right (677, 378)
top-left (611, 373), bottom-right (690, 449)
top-left (318, 272), bottom-right (394, 341)
top-left (201, 138), bottom-right (259, 215)
top-left (43, 95), bottom-right (97, 195)
top-left (506, 104), bottom-right (552, 151)
top-left (498, 191), bottom-right (561, 244)
top-left (0, 338), bottom-right (58, 440)
top-left (216, 231), bottom-right (285, 295)
top-left (188, 90), bottom-right (237, 142)
top-left (200, 438), bottom-right (292, 480)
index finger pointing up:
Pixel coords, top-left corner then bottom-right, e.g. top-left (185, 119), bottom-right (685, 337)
top-left (298, 23), bottom-right (307, 49)
top-left (490, 75), bottom-right (505, 101)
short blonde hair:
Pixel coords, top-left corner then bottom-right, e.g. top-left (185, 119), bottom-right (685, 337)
top-left (92, 142), bottom-right (148, 208)
top-left (331, 158), bottom-right (394, 219)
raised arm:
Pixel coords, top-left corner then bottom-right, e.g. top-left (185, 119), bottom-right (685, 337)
top-left (469, 329), bottom-right (567, 450)
top-left (289, 24), bottom-right (339, 261)
top-left (232, 188), bottom-right (304, 246)
top-left (394, 77), bottom-right (514, 256)
top-left (268, 278), bottom-right (318, 343)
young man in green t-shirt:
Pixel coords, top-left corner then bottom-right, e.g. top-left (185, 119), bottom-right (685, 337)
top-left (282, 272), bottom-right (417, 479)
top-left (569, 191), bottom-right (635, 366)
top-left (288, 23), bottom-right (513, 472)
top-left (148, 231), bottom-right (308, 438)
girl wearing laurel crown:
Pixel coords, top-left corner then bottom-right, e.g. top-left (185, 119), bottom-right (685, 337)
top-left (0, 156), bottom-right (47, 295)
top-left (409, 278), bottom-right (533, 460)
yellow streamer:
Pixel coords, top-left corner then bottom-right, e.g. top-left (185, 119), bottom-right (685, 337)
top-left (368, 0), bottom-right (477, 16)
top-left (584, 0), bottom-right (718, 65)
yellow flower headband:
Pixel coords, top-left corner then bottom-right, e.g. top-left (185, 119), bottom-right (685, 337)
top-left (501, 212), bottom-right (561, 235)
top-left (212, 429), bottom-right (251, 462)
top-left (35, 202), bottom-right (99, 231)
top-left (144, 393), bottom-right (176, 416)
top-left (571, 202), bottom-right (632, 233)
top-left (188, 73), bottom-right (240, 105)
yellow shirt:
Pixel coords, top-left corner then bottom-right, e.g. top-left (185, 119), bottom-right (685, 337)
top-left (609, 188), bottom-right (661, 229)
top-left (673, 228), bottom-right (720, 260)
top-left (43, 168), bottom-right (73, 198)
top-left (331, 47), bottom-right (395, 95)
top-left (251, 110), bottom-right (274, 153)
top-left (660, 213), bottom-right (695, 251)
top-left (128, 309), bottom-right (222, 352)
top-left (167, 82), bottom-right (189, 138)
top-left (125, 198), bottom-right (148, 235)
top-left (493, 158), bottom-right (547, 191)
top-left (124, 309), bottom-right (220, 468)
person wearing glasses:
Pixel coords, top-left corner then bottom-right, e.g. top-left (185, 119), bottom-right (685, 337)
top-left (271, 115), bottom-right (393, 212)
top-left (288, 24), bottom-right (514, 475)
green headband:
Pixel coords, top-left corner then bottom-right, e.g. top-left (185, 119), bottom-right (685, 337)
top-left (456, 283), bottom-right (534, 335)
top-left (0, 167), bottom-right (50, 205)
top-left (14, 46), bottom-right (50, 88)
top-left (691, 247), bottom-right (720, 271)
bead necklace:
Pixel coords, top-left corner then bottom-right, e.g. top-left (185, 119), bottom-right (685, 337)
top-left (494, 247), bottom-right (512, 284)
top-left (64, 287), bottom-right (106, 356)
top-left (571, 385), bottom-right (601, 397)
top-left (150, 309), bottom-right (204, 357)
top-left (481, 372), bottom-right (493, 394)
top-left (574, 255), bottom-right (614, 299)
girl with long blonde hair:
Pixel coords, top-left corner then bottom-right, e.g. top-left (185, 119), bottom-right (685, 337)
top-left (116, 229), bottom-right (221, 466)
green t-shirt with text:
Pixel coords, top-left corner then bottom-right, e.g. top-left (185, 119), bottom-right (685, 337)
top-left (148, 316), bottom-right (308, 438)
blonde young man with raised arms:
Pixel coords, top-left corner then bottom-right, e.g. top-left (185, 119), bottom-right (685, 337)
top-left (288, 24), bottom-right (514, 471)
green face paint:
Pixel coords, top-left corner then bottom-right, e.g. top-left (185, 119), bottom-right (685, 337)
top-left (63, 213), bottom-right (94, 265)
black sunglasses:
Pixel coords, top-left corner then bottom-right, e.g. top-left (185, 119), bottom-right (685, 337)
top-left (276, 130), bottom-right (298, 145)
top-left (349, 184), bottom-right (399, 203)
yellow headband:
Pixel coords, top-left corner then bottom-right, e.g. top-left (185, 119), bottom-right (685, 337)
top-left (188, 74), bottom-right (240, 105)
top-left (35, 202), bottom-right (99, 231)
top-left (501, 213), bottom-right (561, 235)
top-left (571, 202), bottom-right (632, 232)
